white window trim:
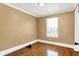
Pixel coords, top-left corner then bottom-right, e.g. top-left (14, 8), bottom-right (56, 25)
top-left (46, 17), bottom-right (58, 37)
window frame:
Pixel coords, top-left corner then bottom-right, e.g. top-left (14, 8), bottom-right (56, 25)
top-left (46, 17), bottom-right (58, 38)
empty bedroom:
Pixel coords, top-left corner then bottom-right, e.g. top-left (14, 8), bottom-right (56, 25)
top-left (0, 3), bottom-right (79, 56)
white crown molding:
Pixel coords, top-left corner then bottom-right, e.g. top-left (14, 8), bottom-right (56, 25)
top-left (72, 3), bottom-right (78, 10)
top-left (36, 4), bottom-right (77, 17)
top-left (38, 9), bottom-right (74, 18)
top-left (3, 3), bottom-right (38, 17)
top-left (3, 3), bottom-right (76, 18)
top-left (0, 39), bottom-right (75, 56)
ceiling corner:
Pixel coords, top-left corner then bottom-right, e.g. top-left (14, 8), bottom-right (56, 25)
top-left (3, 3), bottom-right (38, 17)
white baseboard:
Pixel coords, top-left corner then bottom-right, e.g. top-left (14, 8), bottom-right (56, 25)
top-left (0, 39), bottom-right (74, 56)
top-left (0, 40), bottom-right (38, 56)
top-left (37, 39), bottom-right (74, 49)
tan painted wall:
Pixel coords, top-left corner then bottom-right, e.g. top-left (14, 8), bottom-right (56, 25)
top-left (0, 4), bottom-right (37, 51)
top-left (0, 4), bottom-right (74, 51)
top-left (37, 11), bottom-right (74, 44)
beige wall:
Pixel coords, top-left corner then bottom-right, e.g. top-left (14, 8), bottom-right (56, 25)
top-left (0, 4), bottom-right (75, 51)
top-left (0, 4), bottom-right (37, 51)
top-left (37, 11), bottom-right (74, 44)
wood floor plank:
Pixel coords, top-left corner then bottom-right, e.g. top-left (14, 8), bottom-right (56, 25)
top-left (6, 42), bottom-right (79, 56)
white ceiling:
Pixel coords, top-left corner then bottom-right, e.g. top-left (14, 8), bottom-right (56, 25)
top-left (6, 3), bottom-right (75, 17)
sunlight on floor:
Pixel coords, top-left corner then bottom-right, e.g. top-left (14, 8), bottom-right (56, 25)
top-left (47, 50), bottom-right (58, 56)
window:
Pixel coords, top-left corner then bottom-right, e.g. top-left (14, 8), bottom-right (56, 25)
top-left (47, 17), bottom-right (58, 37)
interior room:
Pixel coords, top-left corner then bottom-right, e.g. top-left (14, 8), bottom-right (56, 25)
top-left (0, 3), bottom-right (79, 56)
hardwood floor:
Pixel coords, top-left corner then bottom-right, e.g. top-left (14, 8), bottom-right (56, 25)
top-left (6, 42), bottom-right (79, 56)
